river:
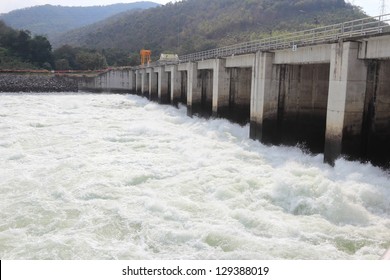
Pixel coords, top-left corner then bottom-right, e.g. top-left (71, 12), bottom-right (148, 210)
top-left (0, 93), bottom-right (389, 259)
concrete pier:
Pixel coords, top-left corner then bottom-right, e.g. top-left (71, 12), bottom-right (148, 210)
top-left (250, 51), bottom-right (276, 142)
top-left (141, 68), bottom-right (149, 97)
top-left (147, 68), bottom-right (158, 101)
top-left (154, 67), bottom-right (170, 104)
top-left (211, 59), bottom-right (230, 119)
top-left (324, 42), bottom-right (368, 165)
top-left (165, 65), bottom-right (181, 106)
top-left (184, 62), bottom-right (202, 116)
top-left (130, 71), bottom-right (136, 93)
top-left (135, 69), bottom-right (141, 94)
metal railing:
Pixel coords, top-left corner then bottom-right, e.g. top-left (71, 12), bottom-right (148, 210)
top-left (179, 14), bottom-right (390, 63)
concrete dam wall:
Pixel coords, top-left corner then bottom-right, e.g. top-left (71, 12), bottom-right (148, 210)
top-left (78, 35), bottom-right (390, 169)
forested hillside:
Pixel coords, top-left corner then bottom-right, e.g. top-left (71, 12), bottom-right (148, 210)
top-left (0, 2), bottom-right (159, 39)
top-left (0, 21), bottom-right (108, 70)
top-left (0, 21), bottom-right (52, 69)
top-left (53, 0), bottom-right (367, 60)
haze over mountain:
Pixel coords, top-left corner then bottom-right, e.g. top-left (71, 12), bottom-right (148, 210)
top-left (52, 0), bottom-right (367, 56)
top-left (0, 2), bottom-right (159, 40)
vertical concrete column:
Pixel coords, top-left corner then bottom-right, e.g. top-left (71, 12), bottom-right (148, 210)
top-left (135, 69), bottom-right (142, 94)
top-left (95, 75), bottom-right (101, 90)
top-left (169, 65), bottom-right (182, 106)
top-left (110, 71), bottom-right (117, 92)
top-left (155, 67), bottom-right (169, 104)
top-left (324, 41), bottom-right (368, 165)
top-left (94, 75), bottom-right (99, 90)
top-left (123, 70), bottom-right (129, 91)
top-left (123, 70), bottom-right (130, 91)
top-left (187, 62), bottom-right (202, 116)
top-left (212, 59), bottom-right (230, 118)
top-left (101, 72), bottom-right (108, 91)
top-left (141, 68), bottom-right (149, 96)
top-left (112, 71), bottom-right (117, 91)
top-left (147, 68), bottom-right (158, 101)
top-left (99, 72), bottom-right (106, 92)
top-left (250, 51), bottom-right (276, 141)
top-left (129, 70), bottom-right (136, 93)
top-left (105, 71), bottom-right (111, 91)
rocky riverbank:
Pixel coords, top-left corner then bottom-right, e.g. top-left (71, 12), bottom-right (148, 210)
top-left (0, 73), bottom-right (78, 92)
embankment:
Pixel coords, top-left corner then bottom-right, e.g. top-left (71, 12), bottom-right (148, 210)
top-left (0, 73), bottom-right (78, 92)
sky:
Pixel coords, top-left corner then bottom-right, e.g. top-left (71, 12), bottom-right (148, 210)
top-left (0, 0), bottom-right (387, 16)
top-left (0, 1), bottom-right (172, 14)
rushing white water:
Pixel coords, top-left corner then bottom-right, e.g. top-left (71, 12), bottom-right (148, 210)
top-left (0, 93), bottom-right (389, 260)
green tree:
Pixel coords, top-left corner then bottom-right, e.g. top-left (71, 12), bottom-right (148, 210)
top-left (127, 52), bottom-right (139, 66)
top-left (102, 48), bottom-right (132, 67)
top-left (53, 45), bottom-right (78, 69)
top-left (53, 45), bottom-right (110, 70)
top-left (29, 35), bottom-right (53, 67)
top-left (75, 51), bottom-right (107, 70)
top-left (0, 21), bottom-right (54, 69)
top-left (54, 58), bottom-right (71, 70)
top-left (13, 30), bottom-right (31, 60)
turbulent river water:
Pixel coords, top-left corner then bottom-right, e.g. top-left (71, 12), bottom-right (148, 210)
top-left (0, 93), bottom-right (389, 260)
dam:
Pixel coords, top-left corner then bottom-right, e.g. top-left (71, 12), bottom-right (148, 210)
top-left (79, 14), bottom-right (390, 168)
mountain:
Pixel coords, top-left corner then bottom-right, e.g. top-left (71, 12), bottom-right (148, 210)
top-left (52, 0), bottom-right (367, 57)
top-left (0, 2), bottom-right (159, 40)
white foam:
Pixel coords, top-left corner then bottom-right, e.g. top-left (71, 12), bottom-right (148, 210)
top-left (0, 93), bottom-right (389, 260)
